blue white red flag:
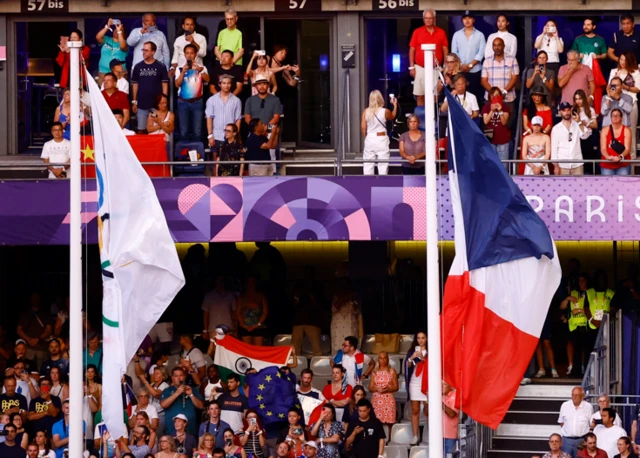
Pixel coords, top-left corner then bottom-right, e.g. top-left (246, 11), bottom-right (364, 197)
top-left (441, 89), bottom-right (562, 429)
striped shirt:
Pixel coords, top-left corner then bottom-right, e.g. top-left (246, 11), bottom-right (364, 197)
top-left (205, 92), bottom-right (242, 142)
top-left (481, 55), bottom-right (520, 102)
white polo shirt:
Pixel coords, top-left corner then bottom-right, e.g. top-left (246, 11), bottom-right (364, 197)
top-left (558, 399), bottom-right (593, 437)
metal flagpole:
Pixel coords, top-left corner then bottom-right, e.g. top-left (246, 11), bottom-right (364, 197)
top-left (68, 40), bottom-right (84, 457)
top-left (422, 43), bottom-right (444, 458)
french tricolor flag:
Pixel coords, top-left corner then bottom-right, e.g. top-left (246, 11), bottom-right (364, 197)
top-left (441, 89), bottom-right (562, 429)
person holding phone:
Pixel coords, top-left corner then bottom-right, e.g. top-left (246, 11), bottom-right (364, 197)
top-left (534, 20), bottom-right (564, 76)
top-left (238, 411), bottom-right (265, 458)
top-left (169, 17), bottom-right (207, 79)
top-left (404, 331), bottom-right (428, 445)
top-left (525, 51), bottom-right (556, 103)
top-left (222, 428), bottom-right (246, 458)
top-left (193, 432), bottom-right (215, 457)
top-left (27, 378), bottom-right (61, 439)
top-left (55, 29), bottom-right (90, 89)
top-left (309, 404), bottom-right (342, 458)
top-left (601, 78), bottom-right (634, 128)
top-left (127, 13), bottom-right (171, 71)
top-left (96, 18), bottom-right (128, 85)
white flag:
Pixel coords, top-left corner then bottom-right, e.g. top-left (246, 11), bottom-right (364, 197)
top-left (85, 70), bottom-right (185, 439)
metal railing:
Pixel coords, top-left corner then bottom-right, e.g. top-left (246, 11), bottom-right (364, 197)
top-left (583, 309), bottom-right (623, 396)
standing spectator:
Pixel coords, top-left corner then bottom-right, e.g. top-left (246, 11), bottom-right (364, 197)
top-left (139, 366), bottom-right (169, 435)
top-left (194, 433), bottom-right (216, 458)
top-left (96, 19), bottom-right (128, 85)
top-left (202, 276), bottom-right (237, 337)
top-left (592, 396), bottom-right (623, 428)
top-left (244, 119), bottom-right (279, 177)
top-left (369, 352), bottom-right (398, 439)
top-left (217, 373), bottom-right (248, 434)
top-left (39, 338), bottom-right (68, 379)
top-left (443, 382), bottom-right (460, 454)
top-left (276, 410), bottom-right (307, 458)
top-left (523, 87), bottom-right (553, 137)
top-left (330, 278), bottom-right (362, 354)
top-left (34, 431), bottom-right (56, 458)
top-left (214, 8), bottom-right (244, 65)
top-left (481, 37), bottom-right (519, 109)
top-left (209, 50), bottom-right (244, 96)
top-left (578, 432), bottom-right (608, 458)
top-left (558, 50), bottom-right (595, 105)
top-left (156, 435), bottom-right (184, 458)
top-left (117, 426), bottom-right (152, 458)
top-left (600, 108), bottom-right (632, 175)
top-left (559, 387), bottom-right (594, 458)
top-left (602, 78), bottom-right (634, 127)
top-left (200, 365), bottom-right (224, 404)
top-left (198, 401), bottom-right (230, 445)
top-left (551, 101), bottom-right (590, 175)
top-left (559, 274), bottom-right (591, 376)
top-left (49, 367), bottom-right (68, 400)
top-left (147, 94), bottom-right (175, 157)
top-left (482, 88), bottom-right (512, 167)
top-left (525, 51), bottom-right (556, 102)
top-left (131, 41), bottom-right (169, 134)
top-left (7, 361), bottom-right (38, 407)
top-left (438, 53), bottom-right (462, 93)
top-left (450, 11), bottom-right (486, 102)
top-left (175, 44), bottom-right (209, 142)
top-left (53, 401), bottom-right (86, 458)
top-left (405, 331), bottom-right (428, 445)
top-left (608, 52), bottom-right (639, 157)
top-left (399, 114), bottom-right (426, 175)
top-left (160, 367), bottom-right (204, 436)
top-left (0, 423), bottom-right (25, 458)
top-left (178, 333), bottom-right (206, 384)
top-left (9, 412), bottom-right (27, 449)
top-left (170, 17), bottom-right (207, 78)
top-left (127, 13), bottom-right (171, 70)
top-left (17, 293), bottom-right (52, 364)
top-left (6, 340), bottom-right (37, 381)
top-left (101, 72), bottom-right (130, 128)
top-left (101, 59), bottom-right (130, 94)
top-left (361, 90), bottom-right (397, 176)
top-left (41, 123), bottom-right (70, 180)
top-left (522, 116), bottom-right (551, 175)
top-left (26, 443), bottom-right (41, 458)
top-left (112, 109), bottom-right (136, 136)
top-left (345, 399), bottom-right (385, 458)
top-left (408, 8), bottom-right (449, 106)
top-left (214, 124), bottom-right (245, 177)
top-left (55, 30), bottom-right (90, 89)
top-left (572, 18), bottom-right (608, 63)
top-left (271, 45), bottom-right (301, 90)
top-left (309, 404), bottom-right (342, 458)
top-left (129, 389), bottom-right (159, 431)
top-left (535, 20), bottom-right (564, 76)
top-left (205, 74), bottom-right (242, 152)
top-left (244, 77), bottom-right (282, 126)
top-left (484, 15), bottom-right (517, 60)
top-left (440, 74), bottom-right (479, 119)
top-left (172, 414), bottom-right (197, 457)
top-left (28, 378), bottom-right (61, 439)
top-left (594, 409), bottom-right (627, 458)
top-left (607, 14), bottom-right (640, 64)
top-left (290, 288), bottom-right (323, 357)
top-left (573, 89), bottom-right (599, 172)
top-left (331, 337), bottom-right (374, 389)
top-left (544, 434), bottom-right (573, 458)
top-left (236, 276), bottom-right (270, 343)
top-left (246, 51), bottom-right (285, 95)
top-left (83, 332), bottom-right (102, 374)
top-left (297, 369), bottom-right (325, 401)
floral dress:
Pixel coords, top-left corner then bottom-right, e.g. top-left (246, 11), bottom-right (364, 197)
top-left (330, 296), bottom-right (360, 353)
top-left (316, 421), bottom-right (342, 458)
top-left (371, 369), bottom-right (396, 424)
top-left (217, 141), bottom-right (245, 176)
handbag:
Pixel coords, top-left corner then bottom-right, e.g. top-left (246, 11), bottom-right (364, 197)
top-left (373, 333), bottom-right (401, 353)
top-left (610, 138), bottom-right (625, 154)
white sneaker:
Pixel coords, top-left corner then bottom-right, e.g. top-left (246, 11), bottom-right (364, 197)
top-left (534, 369), bottom-right (546, 378)
top-left (566, 364), bottom-right (573, 376)
top-left (410, 435), bottom-right (419, 445)
top-left (520, 377), bottom-right (532, 385)
top-left (551, 368), bottom-right (559, 378)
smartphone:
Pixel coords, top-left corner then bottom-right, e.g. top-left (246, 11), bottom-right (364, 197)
top-left (42, 385), bottom-right (50, 394)
top-left (250, 418), bottom-right (257, 425)
top-left (186, 60), bottom-right (193, 69)
top-left (112, 19), bottom-right (121, 26)
top-left (611, 85), bottom-right (617, 91)
top-left (226, 439), bottom-right (232, 446)
top-left (389, 93), bottom-right (395, 100)
top-left (415, 346), bottom-right (421, 353)
top-left (294, 428), bottom-right (303, 436)
top-left (150, 109), bottom-right (158, 118)
top-left (548, 26), bottom-right (556, 33)
top-left (146, 26), bottom-right (158, 33)
top-left (184, 30), bottom-right (192, 36)
top-left (257, 50), bottom-right (266, 56)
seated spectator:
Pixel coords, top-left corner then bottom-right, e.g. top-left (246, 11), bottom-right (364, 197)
top-left (600, 108), bottom-right (632, 175)
top-left (198, 401), bottom-right (229, 444)
top-left (41, 123), bottom-right (71, 180)
top-left (309, 404), bottom-right (342, 458)
top-left (369, 352), bottom-right (399, 438)
top-left (39, 338), bottom-right (69, 379)
top-left (0, 423), bottom-right (25, 458)
top-left (440, 74), bottom-right (479, 119)
top-left (126, 13), bottom-right (171, 71)
top-left (331, 337), bottom-right (374, 389)
top-left (147, 94), bottom-right (174, 158)
top-left (323, 365), bottom-right (352, 420)
top-left (131, 41), bottom-right (169, 134)
top-left (26, 443), bottom-right (40, 458)
top-left (172, 414), bottom-right (197, 457)
top-left (55, 29), bottom-right (90, 89)
top-left (156, 435), bottom-right (184, 458)
top-left (345, 399), bottom-right (385, 458)
top-left (602, 78), bottom-right (633, 127)
top-left (438, 53), bottom-right (461, 93)
top-left (485, 15), bottom-right (517, 59)
top-left (1, 370), bottom-right (30, 418)
top-left (522, 116), bottom-right (551, 175)
top-left (96, 19), bottom-right (128, 85)
top-left (129, 389), bottom-right (159, 431)
top-left (101, 59), bottom-right (129, 94)
top-left (194, 432), bottom-right (216, 458)
top-left (297, 369), bottom-right (325, 401)
top-left (221, 428), bottom-right (246, 458)
top-left (405, 331), bottom-right (428, 445)
top-left (238, 410), bottom-right (266, 458)
top-left (577, 432), bottom-right (608, 458)
top-left (594, 408), bottom-right (627, 458)
top-left (613, 437), bottom-right (637, 458)
top-left (175, 44), bottom-right (210, 142)
top-left (526, 51), bottom-right (556, 103)
top-left (273, 441), bottom-right (291, 458)
top-left (118, 425), bottom-right (152, 458)
top-left (170, 17), bottom-right (207, 77)
top-left (276, 408), bottom-right (307, 457)
top-left (535, 20), bottom-right (564, 76)
top-left (544, 434), bottom-right (572, 458)
top-left (551, 101), bottom-right (590, 175)
top-left (215, 124), bottom-right (245, 177)
top-left (482, 88), bottom-right (512, 168)
top-left (102, 72), bottom-right (130, 127)
top-left (481, 37), bottom-right (519, 108)
top-left (214, 8), bottom-right (245, 65)
top-left (28, 377), bottom-right (61, 436)
top-left (209, 50), bottom-right (244, 96)
top-left (9, 412), bottom-right (27, 449)
top-left (112, 109), bottom-right (136, 136)
top-left (160, 367), bottom-right (204, 436)
top-left (523, 87), bottom-right (553, 137)
top-left (609, 51), bottom-right (640, 157)
top-left (205, 74), bottom-right (242, 153)
top-left (217, 373), bottom-right (248, 434)
top-left (178, 334), bottom-right (206, 385)
top-left (558, 50), bottom-right (595, 105)
top-left (398, 114), bottom-right (426, 175)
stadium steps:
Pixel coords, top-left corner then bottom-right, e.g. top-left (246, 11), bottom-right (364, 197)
top-left (486, 384), bottom-right (573, 458)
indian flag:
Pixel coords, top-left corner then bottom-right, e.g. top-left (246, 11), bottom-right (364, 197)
top-left (214, 334), bottom-right (291, 375)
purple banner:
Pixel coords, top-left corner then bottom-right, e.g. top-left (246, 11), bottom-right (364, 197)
top-left (0, 176), bottom-right (637, 245)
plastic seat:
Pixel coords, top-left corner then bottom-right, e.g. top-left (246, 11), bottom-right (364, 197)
top-left (398, 335), bottom-right (414, 354)
top-left (203, 353), bottom-right (214, 368)
top-left (389, 423), bottom-right (414, 447)
top-left (274, 334), bottom-right (292, 347)
top-left (173, 141), bottom-right (206, 175)
top-left (291, 356), bottom-right (308, 378)
top-left (310, 356), bottom-right (333, 377)
top-left (361, 378), bottom-right (370, 392)
top-left (372, 354), bottom-right (402, 373)
top-left (311, 376), bottom-right (330, 392)
top-left (394, 376), bottom-right (408, 402)
top-left (301, 334), bottom-right (332, 356)
top-left (361, 334), bottom-right (376, 354)
top-left (409, 446), bottom-right (429, 458)
top-left (384, 445), bottom-right (408, 458)
top-left (166, 355), bottom-right (181, 372)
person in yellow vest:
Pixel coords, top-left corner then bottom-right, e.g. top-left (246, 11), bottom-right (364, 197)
top-left (560, 273), bottom-right (591, 377)
top-left (586, 270), bottom-right (615, 330)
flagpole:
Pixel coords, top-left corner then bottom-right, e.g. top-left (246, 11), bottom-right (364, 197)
top-left (422, 43), bottom-right (444, 458)
top-left (68, 40), bottom-right (84, 457)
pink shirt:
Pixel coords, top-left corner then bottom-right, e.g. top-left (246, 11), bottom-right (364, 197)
top-left (558, 64), bottom-right (594, 104)
top-left (443, 390), bottom-right (459, 439)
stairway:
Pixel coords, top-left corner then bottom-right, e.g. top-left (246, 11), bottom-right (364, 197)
top-left (486, 382), bottom-right (578, 458)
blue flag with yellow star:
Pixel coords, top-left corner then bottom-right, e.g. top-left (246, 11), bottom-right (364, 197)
top-left (246, 366), bottom-right (298, 424)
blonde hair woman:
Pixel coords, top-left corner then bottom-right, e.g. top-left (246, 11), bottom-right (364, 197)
top-left (360, 90), bottom-right (397, 176)
top-left (156, 435), bottom-right (187, 458)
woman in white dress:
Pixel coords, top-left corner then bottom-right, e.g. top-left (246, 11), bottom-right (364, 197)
top-left (521, 116), bottom-right (550, 175)
top-left (404, 331), bottom-right (428, 445)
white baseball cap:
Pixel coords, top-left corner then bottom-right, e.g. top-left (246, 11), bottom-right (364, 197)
top-left (531, 116), bottom-right (544, 126)
top-left (304, 441), bottom-right (319, 450)
top-left (173, 414), bottom-right (189, 423)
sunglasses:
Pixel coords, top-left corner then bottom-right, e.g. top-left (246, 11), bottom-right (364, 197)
top-left (224, 129), bottom-right (234, 133)
top-left (568, 132), bottom-right (573, 142)
top-left (260, 99), bottom-right (266, 109)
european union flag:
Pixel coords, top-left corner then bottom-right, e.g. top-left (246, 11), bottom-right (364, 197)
top-left (246, 366), bottom-right (298, 424)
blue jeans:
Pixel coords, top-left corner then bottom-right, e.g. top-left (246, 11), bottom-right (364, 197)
top-left (600, 165), bottom-right (631, 175)
top-left (177, 98), bottom-right (204, 142)
top-left (136, 108), bottom-right (150, 131)
top-left (492, 143), bottom-right (510, 171)
top-left (444, 438), bottom-right (458, 453)
top-left (562, 436), bottom-right (581, 458)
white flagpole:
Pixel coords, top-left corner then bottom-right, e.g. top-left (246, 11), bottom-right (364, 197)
top-left (68, 40), bottom-right (84, 457)
top-left (422, 42), bottom-right (444, 458)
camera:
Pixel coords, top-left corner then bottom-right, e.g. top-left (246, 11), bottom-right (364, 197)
top-left (150, 109), bottom-right (158, 118)
top-left (0, 429), bottom-right (9, 436)
top-left (112, 19), bottom-right (121, 26)
top-left (611, 85), bottom-right (617, 91)
top-left (548, 26), bottom-right (556, 33)
top-left (539, 65), bottom-right (544, 73)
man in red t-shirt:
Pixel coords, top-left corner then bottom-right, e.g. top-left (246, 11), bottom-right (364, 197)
top-left (409, 9), bottom-right (449, 106)
top-left (102, 72), bottom-right (130, 127)
top-left (576, 432), bottom-right (608, 458)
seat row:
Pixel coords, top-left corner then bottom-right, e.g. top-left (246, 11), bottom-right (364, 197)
top-left (273, 333), bottom-right (416, 357)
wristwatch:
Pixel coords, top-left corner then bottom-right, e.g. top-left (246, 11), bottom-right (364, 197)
top-left (408, 66), bottom-right (415, 70)
top-left (132, 100), bottom-right (138, 105)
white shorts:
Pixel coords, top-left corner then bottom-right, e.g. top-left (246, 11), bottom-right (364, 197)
top-left (148, 322), bottom-right (173, 343)
top-left (249, 164), bottom-right (272, 176)
top-left (412, 64), bottom-right (439, 97)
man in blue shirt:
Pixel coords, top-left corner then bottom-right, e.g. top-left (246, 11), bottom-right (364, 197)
top-left (160, 367), bottom-right (204, 436)
top-left (198, 401), bottom-right (230, 444)
top-left (127, 13), bottom-right (171, 70)
top-left (52, 400), bottom-right (85, 458)
top-left (451, 11), bottom-right (486, 104)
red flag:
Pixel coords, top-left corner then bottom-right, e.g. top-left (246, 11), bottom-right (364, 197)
top-left (307, 400), bottom-right (327, 436)
top-left (591, 58), bottom-right (607, 115)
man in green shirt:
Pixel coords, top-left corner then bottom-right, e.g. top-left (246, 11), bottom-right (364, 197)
top-left (572, 18), bottom-right (607, 63)
top-left (214, 8), bottom-right (244, 65)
